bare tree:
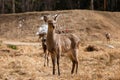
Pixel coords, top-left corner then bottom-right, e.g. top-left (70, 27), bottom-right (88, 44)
top-left (115, 0), bottom-right (118, 11)
top-left (2, 0), bottom-right (5, 13)
top-left (91, 0), bottom-right (94, 10)
top-left (26, 0), bottom-right (30, 11)
top-left (104, 0), bottom-right (107, 11)
top-left (67, 0), bottom-right (73, 9)
top-left (12, 0), bottom-right (15, 13)
top-left (21, 0), bottom-right (25, 12)
top-left (44, 0), bottom-right (53, 10)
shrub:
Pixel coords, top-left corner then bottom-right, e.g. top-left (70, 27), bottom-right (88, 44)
top-left (85, 45), bottom-right (99, 52)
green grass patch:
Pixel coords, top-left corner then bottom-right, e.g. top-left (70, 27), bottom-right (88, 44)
top-left (7, 44), bottom-right (18, 50)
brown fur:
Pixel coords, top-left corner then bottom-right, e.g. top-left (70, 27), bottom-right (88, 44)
top-left (41, 35), bottom-right (49, 67)
top-left (105, 33), bottom-right (111, 42)
top-left (46, 14), bottom-right (80, 75)
top-left (38, 15), bottom-right (49, 67)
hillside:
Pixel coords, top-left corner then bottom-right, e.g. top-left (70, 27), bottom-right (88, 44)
top-left (0, 10), bottom-right (120, 80)
top-left (0, 10), bottom-right (120, 42)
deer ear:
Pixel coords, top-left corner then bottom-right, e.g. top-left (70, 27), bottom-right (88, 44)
top-left (43, 15), bottom-right (48, 22)
top-left (53, 14), bottom-right (60, 21)
top-left (40, 16), bottom-right (44, 20)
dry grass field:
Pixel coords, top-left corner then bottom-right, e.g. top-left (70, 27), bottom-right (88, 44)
top-left (0, 10), bottom-right (120, 80)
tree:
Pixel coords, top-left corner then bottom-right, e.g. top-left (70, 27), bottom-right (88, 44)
top-left (67, 0), bottom-right (73, 9)
top-left (104, 0), bottom-right (107, 11)
top-left (0, 0), bottom-right (120, 14)
top-left (2, 0), bottom-right (5, 13)
top-left (21, 0), bottom-right (25, 12)
top-left (25, 0), bottom-right (30, 11)
top-left (91, 0), bottom-right (94, 10)
top-left (12, 0), bottom-right (15, 13)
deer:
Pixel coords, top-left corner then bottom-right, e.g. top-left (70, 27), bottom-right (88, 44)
top-left (46, 14), bottom-right (80, 75)
top-left (105, 32), bottom-right (111, 42)
top-left (41, 35), bottom-right (49, 67)
top-left (36, 15), bottom-right (48, 41)
top-left (36, 15), bottom-right (49, 67)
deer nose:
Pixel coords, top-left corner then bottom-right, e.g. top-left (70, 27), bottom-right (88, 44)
top-left (53, 25), bottom-right (55, 29)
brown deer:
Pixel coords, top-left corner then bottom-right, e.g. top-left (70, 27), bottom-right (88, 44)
top-left (105, 32), bottom-right (111, 42)
top-left (36, 15), bottom-right (49, 67)
top-left (36, 15), bottom-right (48, 41)
top-left (41, 35), bottom-right (49, 67)
top-left (46, 14), bottom-right (80, 75)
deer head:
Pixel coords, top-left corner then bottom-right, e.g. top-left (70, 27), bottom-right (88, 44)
top-left (47, 14), bottom-right (60, 30)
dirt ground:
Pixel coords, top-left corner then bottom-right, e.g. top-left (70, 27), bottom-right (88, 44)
top-left (0, 10), bottom-right (120, 80)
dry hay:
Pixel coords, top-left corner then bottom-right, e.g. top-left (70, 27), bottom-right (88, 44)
top-left (0, 43), bottom-right (120, 80)
top-left (0, 10), bottom-right (120, 80)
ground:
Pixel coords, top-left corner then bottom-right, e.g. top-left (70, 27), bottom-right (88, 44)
top-left (0, 10), bottom-right (120, 80)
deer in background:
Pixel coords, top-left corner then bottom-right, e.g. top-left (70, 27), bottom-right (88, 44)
top-left (41, 35), bottom-right (49, 67)
top-left (46, 14), bottom-right (80, 75)
top-left (105, 32), bottom-right (111, 42)
top-left (36, 15), bottom-right (49, 67)
top-left (36, 15), bottom-right (48, 41)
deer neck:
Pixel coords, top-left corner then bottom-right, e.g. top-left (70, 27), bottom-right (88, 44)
top-left (48, 29), bottom-right (55, 37)
top-left (47, 29), bottom-right (57, 52)
top-left (47, 27), bottom-right (56, 42)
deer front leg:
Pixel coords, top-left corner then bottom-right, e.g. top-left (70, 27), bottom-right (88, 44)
top-left (57, 54), bottom-right (60, 75)
top-left (47, 52), bottom-right (49, 66)
top-left (51, 53), bottom-right (56, 75)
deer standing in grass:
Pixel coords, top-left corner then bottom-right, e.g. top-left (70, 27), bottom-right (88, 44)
top-left (105, 32), bottom-right (111, 42)
top-left (41, 35), bottom-right (49, 67)
top-left (46, 14), bottom-right (80, 75)
top-left (36, 15), bottom-right (49, 67)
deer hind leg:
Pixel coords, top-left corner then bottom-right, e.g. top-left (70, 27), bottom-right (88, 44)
top-left (71, 60), bottom-right (76, 74)
top-left (75, 49), bottom-right (79, 74)
top-left (71, 49), bottom-right (79, 74)
top-left (75, 60), bottom-right (78, 74)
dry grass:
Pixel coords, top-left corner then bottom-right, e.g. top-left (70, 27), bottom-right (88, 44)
top-left (0, 10), bottom-right (120, 80)
top-left (0, 10), bottom-right (120, 41)
top-left (0, 42), bottom-right (120, 80)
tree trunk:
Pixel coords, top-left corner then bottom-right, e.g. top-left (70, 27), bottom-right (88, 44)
top-left (26, 0), bottom-right (30, 11)
top-left (2, 0), bottom-right (5, 13)
top-left (111, 0), bottom-right (114, 11)
top-left (30, 0), bottom-right (34, 11)
top-left (22, 0), bottom-right (25, 12)
top-left (68, 0), bottom-right (73, 9)
top-left (12, 0), bottom-right (15, 13)
top-left (91, 0), bottom-right (94, 10)
top-left (104, 0), bottom-right (107, 11)
top-left (115, 0), bottom-right (117, 11)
